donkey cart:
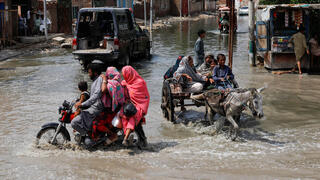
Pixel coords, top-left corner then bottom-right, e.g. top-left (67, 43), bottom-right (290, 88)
top-left (160, 78), bottom-right (265, 140)
top-left (161, 78), bottom-right (206, 123)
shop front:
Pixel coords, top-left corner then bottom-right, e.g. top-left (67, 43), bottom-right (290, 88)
top-left (256, 4), bottom-right (320, 73)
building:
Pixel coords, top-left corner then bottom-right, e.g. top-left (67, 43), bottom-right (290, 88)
top-left (134, 0), bottom-right (171, 19)
top-left (0, 0), bottom-right (18, 46)
top-left (171, 0), bottom-right (216, 17)
top-left (72, 0), bottom-right (117, 19)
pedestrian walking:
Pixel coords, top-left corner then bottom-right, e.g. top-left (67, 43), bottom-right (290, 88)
top-left (289, 26), bottom-right (309, 74)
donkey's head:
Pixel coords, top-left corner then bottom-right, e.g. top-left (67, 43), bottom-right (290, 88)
top-left (248, 88), bottom-right (264, 118)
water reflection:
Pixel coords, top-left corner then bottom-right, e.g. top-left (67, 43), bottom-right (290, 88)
top-left (0, 16), bottom-right (319, 179)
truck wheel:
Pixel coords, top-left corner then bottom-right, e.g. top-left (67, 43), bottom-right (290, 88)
top-left (144, 47), bottom-right (151, 59)
top-left (129, 43), bottom-right (134, 61)
top-left (80, 59), bottom-right (91, 70)
top-left (121, 54), bottom-right (130, 65)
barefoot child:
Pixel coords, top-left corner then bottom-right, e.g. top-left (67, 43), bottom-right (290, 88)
top-left (74, 81), bottom-right (89, 117)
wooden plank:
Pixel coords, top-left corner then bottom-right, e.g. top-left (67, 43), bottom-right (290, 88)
top-left (257, 24), bottom-right (267, 36)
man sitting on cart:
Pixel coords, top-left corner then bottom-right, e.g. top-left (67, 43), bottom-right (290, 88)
top-left (211, 54), bottom-right (235, 91)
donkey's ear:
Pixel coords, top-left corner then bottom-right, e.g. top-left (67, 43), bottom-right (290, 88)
top-left (257, 87), bottom-right (266, 93)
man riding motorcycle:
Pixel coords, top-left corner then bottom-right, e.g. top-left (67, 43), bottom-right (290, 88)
top-left (72, 62), bottom-right (104, 142)
top-left (219, 12), bottom-right (230, 33)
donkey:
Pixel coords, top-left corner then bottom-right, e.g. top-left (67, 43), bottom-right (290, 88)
top-left (192, 87), bottom-right (265, 140)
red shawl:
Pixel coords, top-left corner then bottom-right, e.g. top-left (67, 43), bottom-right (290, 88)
top-left (121, 66), bottom-right (150, 115)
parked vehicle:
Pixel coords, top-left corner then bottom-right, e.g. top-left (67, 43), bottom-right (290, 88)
top-left (72, 8), bottom-right (150, 68)
top-left (238, 6), bottom-right (248, 16)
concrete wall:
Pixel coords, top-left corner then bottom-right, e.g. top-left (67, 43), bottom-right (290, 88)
top-left (204, 0), bottom-right (216, 11)
top-left (190, 1), bottom-right (203, 14)
top-left (134, 0), bottom-right (170, 19)
top-left (171, 0), bottom-right (215, 16)
top-left (72, 0), bottom-right (91, 9)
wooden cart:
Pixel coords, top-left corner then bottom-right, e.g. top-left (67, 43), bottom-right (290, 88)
top-left (161, 78), bottom-right (205, 123)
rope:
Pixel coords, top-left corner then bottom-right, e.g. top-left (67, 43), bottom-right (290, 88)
top-left (228, 92), bottom-right (249, 108)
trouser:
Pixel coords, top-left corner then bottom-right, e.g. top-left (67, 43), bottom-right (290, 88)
top-left (217, 81), bottom-right (232, 90)
top-left (189, 82), bottom-right (203, 93)
top-left (71, 115), bottom-right (87, 136)
top-left (195, 57), bottom-right (204, 68)
top-left (135, 122), bottom-right (146, 141)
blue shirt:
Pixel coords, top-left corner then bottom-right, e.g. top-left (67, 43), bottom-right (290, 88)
top-left (212, 65), bottom-right (234, 82)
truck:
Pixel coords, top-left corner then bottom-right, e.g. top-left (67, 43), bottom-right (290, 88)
top-left (72, 8), bottom-right (150, 68)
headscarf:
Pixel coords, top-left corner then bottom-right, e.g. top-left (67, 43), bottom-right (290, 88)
top-left (121, 66), bottom-right (150, 115)
top-left (102, 67), bottom-right (125, 111)
top-left (174, 56), bottom-right (206, 82)
top-left (172, 56), bottom-right (183, 72)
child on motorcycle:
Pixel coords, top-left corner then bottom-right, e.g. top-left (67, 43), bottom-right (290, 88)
top-left (74, 81), bottom-right (89, 117)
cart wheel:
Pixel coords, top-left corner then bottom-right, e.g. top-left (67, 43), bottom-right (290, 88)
top-left (162, 80), bottom-right (175, 123)
top-left (161, 82), bottom-right (169, 119)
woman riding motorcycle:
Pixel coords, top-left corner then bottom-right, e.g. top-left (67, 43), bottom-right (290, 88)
top-left (120, 66), bottom-right (149, 147)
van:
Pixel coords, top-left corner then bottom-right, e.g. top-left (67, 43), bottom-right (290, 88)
top-left (72, 8), bottom-right (150, 68)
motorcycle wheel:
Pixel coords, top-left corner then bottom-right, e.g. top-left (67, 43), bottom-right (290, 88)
top-left (36, 127), bottom-right (69, 146)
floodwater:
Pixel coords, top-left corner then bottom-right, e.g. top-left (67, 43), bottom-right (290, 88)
top-left (1, 16), bottom-right (320, 179)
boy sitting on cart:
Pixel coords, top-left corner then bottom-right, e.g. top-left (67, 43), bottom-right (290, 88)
top-left (211, 54), bottom-right (237, 91)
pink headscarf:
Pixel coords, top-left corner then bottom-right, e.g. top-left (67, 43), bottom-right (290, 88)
top-left (102, 67), bottom-right (125, 111)
top-left (121, 66), bottom-right (150, 115)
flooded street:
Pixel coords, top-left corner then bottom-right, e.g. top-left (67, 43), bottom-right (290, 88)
top-left (1, 16), bottom-right (320, 179)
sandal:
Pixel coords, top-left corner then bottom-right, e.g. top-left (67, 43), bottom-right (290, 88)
top-left (122, 134), bottom-right (134, 147)
top-left (104, 136), bottom-right (118, 146)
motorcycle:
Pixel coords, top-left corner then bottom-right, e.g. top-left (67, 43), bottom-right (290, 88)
top-left (36, 100), bottom-right (147, 148)
top-left (36, 100), bottom-right (75, 146)
top-left (219, 19), bottom-right (230, 34)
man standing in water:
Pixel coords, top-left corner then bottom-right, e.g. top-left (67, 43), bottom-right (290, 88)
top-left (72, 62), bottom-right (104, 139)
top-left (290, 26), bottom-right (309, 74)
top-left (194, 29), bottom-right (206, 67)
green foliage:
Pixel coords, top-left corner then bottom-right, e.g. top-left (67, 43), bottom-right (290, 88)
top-left (260, 0), bottom-right (320, 5)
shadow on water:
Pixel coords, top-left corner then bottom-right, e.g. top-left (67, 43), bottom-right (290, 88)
top-left (87, 139), bottom-right (179, 155)
top-left (126, 141), bottom-right (179, 156)
top-left (36, 139), bottom-right (179, 156)
top-left (237, 126), bottom-right (287, 146)
top-left (0, 67), bottom-right (16, 71)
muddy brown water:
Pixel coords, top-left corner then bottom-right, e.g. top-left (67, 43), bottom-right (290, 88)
top-left (0, 17), bottom-right (319, 179)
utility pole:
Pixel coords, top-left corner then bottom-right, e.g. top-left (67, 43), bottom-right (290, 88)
top-left (150, 0), bottom-right (153, 49)
top-left (180, 0), bottom-right (182, 18)
top-left (44, 0), bottom-right (48, 41)
top-left (249, 0), bottom-right (256, 66)
top-left (150, 0), bottom-right (152, 31)
top-left (228, 0), bottom-right (235, 69)
top-left (144, 0), bottom-right (146, 27)
top-left (188, 0), bottom-right (190, 17)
